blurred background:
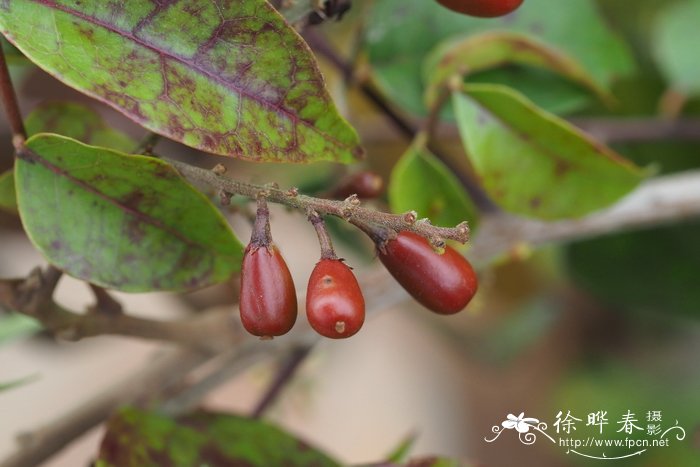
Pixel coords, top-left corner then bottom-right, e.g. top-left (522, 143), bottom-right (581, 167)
top-left (2, 0), bottom-right (700, 466)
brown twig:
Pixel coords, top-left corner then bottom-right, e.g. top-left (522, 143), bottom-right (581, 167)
top-left (87, 284), bottom-right (123, 315)
top-left (308, 211), bottom-right (338, 260)
top-left (252, 344), bottom-right (313, 418)
top-left (0, 44), bottom-right (26, 147)
top-left (570, 117), bottom-right (700, 143)
top-left (166, 158), bottom-right (470, 244)
top-left (134, 131), bottom-right (161, 155)
top-left (470, 169), bottom-right (700, 263)
top-left (0, 269), bottom-right (241, 353)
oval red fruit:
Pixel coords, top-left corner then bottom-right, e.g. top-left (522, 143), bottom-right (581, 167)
top-left (378, 231), bottom-right (478, 314)
top-left (306, 259), bottom-right (365, 339)
top-left (333, 171), bottom-right (384, 200)
top-left (436, 0), bottom-right (523, 18)
top-left (240, 244), bottom-right (297, 337)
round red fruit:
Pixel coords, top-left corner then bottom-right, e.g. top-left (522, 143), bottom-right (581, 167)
top-left (240, 244), bottom-right (297, 337)
top-left (436, 0), bottom-right (523, 18)
top-left (378, 231), bottom-right (478, 314)
top-left (306, 259), bottom-right (365, 339)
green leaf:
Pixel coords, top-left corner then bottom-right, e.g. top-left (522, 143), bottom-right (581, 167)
top-left (424, 31), bottom-right (613, 109)
top-left (385, 432), bottom-right (417, 463)
top-left (97, 407), bottom-right (340, 467)
top-left (364, 0), bottom-right (633, 116)
top-left (0, 373), bottom-right (39, 393)
top-left (0, 169), bottom-right (17, 212)
top-left (0, 0), bottom-right (362, 163)
top-left (554, 364), bottom-right (700, 466)
top-left (453, 84), bottom-right (644, 220)
top-left (26, 102), bottom-right (135, 152)
top-left (566, 219), bottom-right (700, 318)
top-left (652, 0), bottom-right (700, 95)
top-left (389, 143), bottom-right (478, 230)
top-left (15, 134), bottom-right (244, 292)
top-left (0, 313), bottom-right (40, 344)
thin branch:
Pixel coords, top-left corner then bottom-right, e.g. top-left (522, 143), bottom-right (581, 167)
top-left (0, 269), bottom-right (242, 353)
top-left (166, 158), bottom-right (470, 244)
top-left (423, 85), bottom-right (453, 144)
top-left (87, 284), bottom-right (123, 315)
top-left (374, 118), bottom-right (700, 147)
top-left (570, 117), bottom-right (700, 143)
top-left (308, 211), bottom-right (338, 260)
top-left (2, 348), bottom-right (211, 467)
top-left (0, 45), bottom-right (26, 146)
top-left (470, 169), bottom-right (700, 263)
top-left (252, 344), bottom-right (313, 418)
top-left (160, 344), bottom-right (272, 417)
top-left (134, 131), bottom-right (161, 155)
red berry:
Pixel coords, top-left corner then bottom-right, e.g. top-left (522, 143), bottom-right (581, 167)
top-left (378, 231), bottom-right (478, 314)
top-left (306, 259), bottom-right (365, 339)
top-left (436, 0), bottom-right (523, 17)
top-left (240, 244), bottom-right (297, 337)
top-left (332, 171), bottom-right (384, 200)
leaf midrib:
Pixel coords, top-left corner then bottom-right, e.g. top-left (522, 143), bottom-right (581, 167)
top-left (29, 0), bottom-right (352, 150)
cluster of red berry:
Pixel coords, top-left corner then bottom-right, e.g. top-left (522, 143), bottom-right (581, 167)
top-left (238, 189), bottom-right (478, 340)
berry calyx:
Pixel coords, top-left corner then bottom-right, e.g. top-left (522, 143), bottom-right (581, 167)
top-left (435, 0), bottom-right (523, 18)
top-left (377, 231), bottom-right (478, 314)
top-left (306, 258), bottom-right (365, 339)
top-left (239, 198), bottom-right (297, 338)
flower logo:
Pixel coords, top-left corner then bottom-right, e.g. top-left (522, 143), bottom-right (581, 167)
top-left (485, 412), bottom-right (554, 445)
top-left (502, 412), bottom-right (540, 433)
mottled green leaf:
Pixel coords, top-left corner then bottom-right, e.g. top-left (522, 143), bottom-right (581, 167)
top-left (26, 102), bottom-right (135, 152)
top-left (0, 169), bottom-right (17, 212)
top-left (15, 134), bottom-right (244, 292)
top-left (0, 0), bottom-right (362, 163)
top-left (424, 31), bottom-right (612, 109)
top-left (97, 407), bottom-right (340, 467)
top-left (0, 313), bottom-right (40, 344)
top-left (364, 0), bottom-right (633, 116)
top-left (652, 0), bottom-right (700, 95)
top-left (0, 373), bottom-right (39, 392)
top-left (389, 143), bottom-right (478, 229)
top-left (453, 84), bottom-right (644, 219)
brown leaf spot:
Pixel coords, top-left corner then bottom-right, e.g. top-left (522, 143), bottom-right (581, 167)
top-left (125, 218), bottom-right (146, 244)
top-left (121, 190), bottom-right (145, 210)
top-left (199, 443), bottom-right (251, 467)
top-left (555, 159), bottom-right (572, 177)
